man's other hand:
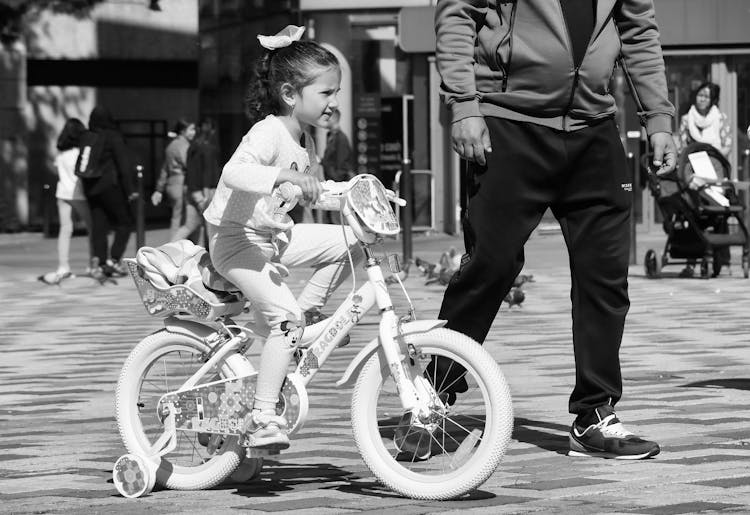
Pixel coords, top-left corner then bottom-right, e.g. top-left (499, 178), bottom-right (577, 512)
top-left (650, 132), bottom-right (677, 174)
top-left (451, 117), bottom-right (492, 166)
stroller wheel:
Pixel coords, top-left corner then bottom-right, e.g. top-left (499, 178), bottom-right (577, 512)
top-left (700, 259), bottom-right (710, 279)
top-left (644, 249), bottom-right (660, 278)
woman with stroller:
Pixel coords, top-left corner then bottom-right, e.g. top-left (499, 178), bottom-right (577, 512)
top-left (677, 82), bottom-right (733, 277)
top-left (678, 81), bottom-right (732, 158)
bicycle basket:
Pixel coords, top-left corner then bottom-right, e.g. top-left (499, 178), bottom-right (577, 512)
top-left (124, 259), bottom-right (245, 320)
top-left (346, 174), bottom-right (400, 236)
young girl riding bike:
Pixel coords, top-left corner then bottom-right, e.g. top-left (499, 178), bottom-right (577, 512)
top-left (202, 25), bottom-right (363, 449)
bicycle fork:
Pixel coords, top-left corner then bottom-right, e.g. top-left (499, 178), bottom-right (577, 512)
top-left (363, 253), bottom-right (432, 416)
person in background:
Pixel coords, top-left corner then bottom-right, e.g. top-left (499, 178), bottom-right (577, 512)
top-left (203, 25), bottom-right (363, 448)
top-left (80, 106), bottom-right (136, 280)
top-left (677, 82), bottom-right (733, 277)
top-left (320, 109), bottom-right (352, 224)
top-left (151, 119), bottom-right (197, 241)
top-left (430, 0), bottom-right (677, 461)
top-left (174, 117), bottom-right (222, 246)
top-left (38, 118), bottom-right (93, 285)
top-left (678, 81), bottom-right (732, 158)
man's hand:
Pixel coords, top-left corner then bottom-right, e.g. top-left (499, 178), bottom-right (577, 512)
top-left (650, 132), bottom-right (677, 175)
top-left (451, 117), bottom-right (492, 166)
top-left (151, 191), bottom-right (163, 206)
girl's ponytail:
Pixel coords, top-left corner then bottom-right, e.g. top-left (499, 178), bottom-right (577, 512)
top-left (245, 50), bottom-right (276, 125)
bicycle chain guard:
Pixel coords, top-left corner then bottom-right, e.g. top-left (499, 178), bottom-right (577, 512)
top-left (157, 373), bottom-right (308, 439)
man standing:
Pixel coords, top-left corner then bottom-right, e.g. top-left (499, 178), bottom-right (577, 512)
top-left (433, 0), bottom-right (677, 459)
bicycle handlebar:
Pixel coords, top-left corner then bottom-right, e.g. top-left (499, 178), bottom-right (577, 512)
top-left (278, 180), bottom-right (407, 208)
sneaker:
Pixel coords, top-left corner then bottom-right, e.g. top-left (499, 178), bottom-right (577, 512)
top-left (243, 411), bottom-right (290, 449)
top-left (89, 257), bottom-right (112, 285)
top-left (393, 411), bottom-right (432, 461)
top-left (304, 309), bottom-right (349, 347)
top-left (569, 405), bottom-right (660, 460)
top-left (104, 259), bottom-right (128, 278)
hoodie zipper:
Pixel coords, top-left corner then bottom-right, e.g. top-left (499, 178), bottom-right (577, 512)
top-left (494, 1), bottom-right (518, 93)
top-left (559, 0), bottom-right (601, 130)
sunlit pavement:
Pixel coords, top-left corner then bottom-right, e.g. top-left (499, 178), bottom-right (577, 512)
top-left (1, 226), bottom-right (749, 514)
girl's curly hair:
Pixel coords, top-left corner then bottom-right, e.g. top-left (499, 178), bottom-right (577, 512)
top-left (245, 40), bottom-right (339, 124)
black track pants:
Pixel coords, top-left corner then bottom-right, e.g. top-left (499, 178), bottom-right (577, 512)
top-left (438, 117), bottom-right (632, 414)
top-left (87, 185), bottom-right (134, 263)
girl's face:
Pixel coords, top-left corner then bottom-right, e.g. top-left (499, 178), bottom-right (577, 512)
top-left (183, 124), bottom-right (197, 141)
top-left (293, 66), bottom-right (341, 129)
top-left (695, 87), bottom-right (712, 112)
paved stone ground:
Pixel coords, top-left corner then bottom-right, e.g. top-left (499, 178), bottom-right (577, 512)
top-left (1, 227), bottom-right (749, 514)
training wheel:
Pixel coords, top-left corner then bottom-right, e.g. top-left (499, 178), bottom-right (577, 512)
top-left (113, 453), bottom-right (157, 498)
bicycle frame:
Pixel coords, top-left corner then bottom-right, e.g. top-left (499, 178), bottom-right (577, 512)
top-left (289, 243), bottom-right (426, 411)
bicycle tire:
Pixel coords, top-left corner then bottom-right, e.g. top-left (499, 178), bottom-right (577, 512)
top-left (116, 330), bottom-right (248, 490)
top-left (350, 328), bottom-right (513, 500)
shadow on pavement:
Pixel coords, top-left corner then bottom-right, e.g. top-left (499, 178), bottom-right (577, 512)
top-left (223, 459), bottom-right (496, 501)
top-left (513, 417), bottom-right (570, 455)
top-left (681, 378), bottom-right (750, 391)
top-left (225, 460), bottom-right (363, 498)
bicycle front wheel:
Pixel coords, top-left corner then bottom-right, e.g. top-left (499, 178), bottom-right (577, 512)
top-left (350, 328), bottom-right (513, 500)
top-left (115, 330), bottom-right (248, 490)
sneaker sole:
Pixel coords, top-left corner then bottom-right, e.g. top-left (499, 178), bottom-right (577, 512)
top-left (567, 448), bottom-right (659, 460)
top-left (568, 436), bottom-right (660, 460)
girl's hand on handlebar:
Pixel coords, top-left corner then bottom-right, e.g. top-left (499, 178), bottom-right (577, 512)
top-left (277, 170), bottom-right (323, 204)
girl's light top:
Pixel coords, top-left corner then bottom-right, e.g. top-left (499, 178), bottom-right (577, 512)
top-left (203, 115), bottom-right (316, 233)
top-left (55, 148), bottom-right (85, 200)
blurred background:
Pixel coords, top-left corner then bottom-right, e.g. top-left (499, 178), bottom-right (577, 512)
top-left (1, 0), bottom-right (749, 238)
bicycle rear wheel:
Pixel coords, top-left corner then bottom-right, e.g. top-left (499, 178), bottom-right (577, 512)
top-left (350, 328), bottom-right (513, 500)
top-left (115, 330), bottom-right (252, 490)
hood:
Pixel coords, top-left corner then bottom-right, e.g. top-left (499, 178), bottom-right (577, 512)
top-left (89, 106), bottom-right (117, 131)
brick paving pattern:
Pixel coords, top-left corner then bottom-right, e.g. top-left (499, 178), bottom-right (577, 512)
top-left (0, 229), bottom-right (749, 514)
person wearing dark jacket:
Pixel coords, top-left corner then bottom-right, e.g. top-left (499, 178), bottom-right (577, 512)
top-left (80, 106), bottom-right (136, 280)
top-left (174, 117), bottom-right (221, 245)
top-left (320, 110), bottom-right (352, 224)
top-left (424, 0), bottom-right (678, 460)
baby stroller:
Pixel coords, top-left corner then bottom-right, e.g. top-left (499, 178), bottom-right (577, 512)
top-left (643, 142), bottom-right (749, 279)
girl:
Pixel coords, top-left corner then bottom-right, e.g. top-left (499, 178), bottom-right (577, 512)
top-left (203, 25), bottom-right (363, 448)
top-left (39, 118), bottom-right (93, 285)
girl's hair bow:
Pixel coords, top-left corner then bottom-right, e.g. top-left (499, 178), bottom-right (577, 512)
top-left (257, 25), bottom-right (305, 50)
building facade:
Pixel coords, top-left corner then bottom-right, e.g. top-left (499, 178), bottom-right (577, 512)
top-left (0, 0), bottom-right (199, 232)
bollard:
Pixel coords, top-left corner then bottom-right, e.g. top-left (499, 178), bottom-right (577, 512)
top-left (135, 165), bottom-right (145, 249)
top-left (744, 149), bottom-right (750, 232)
top-left (42, 183), bottom-right (53, 237)
top-left (401, 157), bottom-right (413, 262)
top-left (628, 152), bottom-right (637, 265)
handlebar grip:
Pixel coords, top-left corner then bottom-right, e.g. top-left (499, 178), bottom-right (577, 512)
top-left (385, 189), bottom-right (407, 207)
top-left (278, 182), bottom-right (303, 202)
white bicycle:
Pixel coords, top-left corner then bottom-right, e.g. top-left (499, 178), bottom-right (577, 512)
top-left (113, 174), bottom-right (513, 500)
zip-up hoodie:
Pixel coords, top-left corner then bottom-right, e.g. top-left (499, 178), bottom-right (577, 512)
top-left (435, 0), bottom-right (674, 135)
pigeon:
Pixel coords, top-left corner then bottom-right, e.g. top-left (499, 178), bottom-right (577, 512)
top-left (415, 247), bottom-right (462, 286)
top-left (513, 274), bottom-right (534, 288)
top-left (504, 287), bottom-right (525, 308)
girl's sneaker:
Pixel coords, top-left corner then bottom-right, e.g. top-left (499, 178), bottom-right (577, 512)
top-left (244, 411), bottom-right (290, 449)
